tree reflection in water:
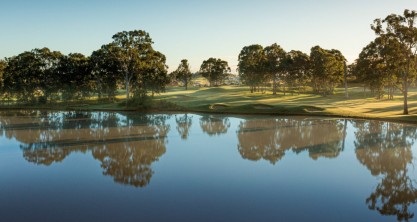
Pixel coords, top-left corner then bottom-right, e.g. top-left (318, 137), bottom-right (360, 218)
top-left (354, 121), bottom-right (417, 221)
top-left (175, 114), bottom-right (193, 140)
top-left (2, 112), bottom-right (417, 220)
top-left (199, 115), bottom-right (230, 136)
top-left (237, 117), bottom-right (346, 164)
top-left (0, 111), bottom-right (170, 188)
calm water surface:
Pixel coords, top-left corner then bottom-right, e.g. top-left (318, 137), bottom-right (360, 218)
top-left (0, 111), bottom-right (416, 222)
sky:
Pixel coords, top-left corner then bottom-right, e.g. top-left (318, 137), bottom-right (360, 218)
top-left (1, 0), bottom-right (417, 72)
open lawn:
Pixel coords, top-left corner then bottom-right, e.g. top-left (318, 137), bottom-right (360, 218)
top-left (153, 85), bottom-right (417, 123)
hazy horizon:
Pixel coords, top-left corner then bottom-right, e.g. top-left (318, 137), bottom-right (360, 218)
top-left (1, 0), bottom-right (417, 72)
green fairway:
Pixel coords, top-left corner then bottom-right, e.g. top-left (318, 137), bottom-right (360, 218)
top-left (153, 85), bottom-right (417, 123)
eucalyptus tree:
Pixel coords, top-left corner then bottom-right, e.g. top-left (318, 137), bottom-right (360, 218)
top-left (90, 44), bottom-right (123, 100)
top-left (238, 44), bottom-right (266, 93)
top-left (140, 50), bottom-right (169, 97)
top-left (3, 48), bottom-right (62, 103)
top-left (110, 30), bottom-right (154, 100)
top-left (284, 50), bottom-right (311, 94)
top-left (354, 37), bottom-right (406, 99)
top-left (57, 53), bottom-right (91, 100)
top-left (310, 46), bottom-right (345, 95)
top-left (372, 9), bottom-right (417, 114)
top-left (263, 43), bottom-right (286, 95)
top-left (354, 41), bottom-right (386, 99)
top-left (199, 58), bottom-right (231, 86)
top-left (173, 59), bottom-right (192, 90)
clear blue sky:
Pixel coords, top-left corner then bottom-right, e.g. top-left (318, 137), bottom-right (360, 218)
top-left (1, 0), bottom-right (416, 72)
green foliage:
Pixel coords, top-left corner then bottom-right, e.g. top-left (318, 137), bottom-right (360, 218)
top-left (0, 60), bottom-right (6, 95)
top-left (90, 44), bottom-right (123, 100)
top-left (172, 59), bottom-right (192, 89)
top-left (57, 53), bottom-right (92, 100)
top-left (200, 58), bottom-right (231, 87)
top-left (310, 46), bottom-right (346, 95)
top-left (264, 43), bottom-right (286, 94)
top-left (238, 44), bottom-right (266, 92)
top-left (371, 9), bottom-right (417, 114)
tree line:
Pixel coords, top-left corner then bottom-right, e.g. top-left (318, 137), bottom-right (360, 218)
top-left (0, 10), bottom-right (416, 114)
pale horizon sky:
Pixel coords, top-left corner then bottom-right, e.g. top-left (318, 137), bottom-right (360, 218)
top-left (1, 0), bottom-right (417, 72)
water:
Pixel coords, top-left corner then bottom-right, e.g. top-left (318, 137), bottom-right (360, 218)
top-left (0, 111), bottom-right (416, 222)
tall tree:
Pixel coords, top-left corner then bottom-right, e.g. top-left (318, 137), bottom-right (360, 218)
top-left (111, 30), bottom-right (154, 101)
top-left (57, 53), bottom-right (91, 100)
top-left (263, 43), bottom-right (286, 95)
top-left (140, 50), bottom-right (169, 97)
top-left (173, 59), bottom-right (192, 90)
top-left (199, 58), bottom-right (231, 86)
top-left (310, 46), bottom-right (345, 95)
top-left (238, 45), bottom-right (266, 93)
top-left (284, 50), bottom-right (311, 94)
top-left (3, 48), bottom-right (63, 103)
top-left (372, 10), bottom-right (417, 114)
top-left (354, 37), bottom-right (406, 99)
top-left (90, 44), bottom-right (123, 100)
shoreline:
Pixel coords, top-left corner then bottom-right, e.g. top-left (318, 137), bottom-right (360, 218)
top-left (2, 105), bottom-right (417, 125)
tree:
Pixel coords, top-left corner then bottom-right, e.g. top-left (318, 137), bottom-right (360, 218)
top-left (0, 60), bottom-right (6, 96)
top-left (238, 44), bottom-right (266, 93)
top-left (199, 58), bottom-right (231, 86)
top-left (110, 30), bottom-right (154, 101)
top-left (173, 59), bottom-right (192, 90)
top-left (57, 53), bottom-right (91, 100)
top-left (310, 46), bottom-right (345, 95)
top-left (90, 44), bottom-right (123, 100)
top-left (284, 50), bottom-right (311, 94)
top-left (140, 50), bottom-right (169, 97)
top-left (371, 10), bottom-right (417, 115)
top-left (263, 43), bottom-right (286, 95)
top-left (3, 48), bottom-right (63, 103)
top-left (354, 37), bottom-right (406, 99)
top-left (372, 10), bottom-right (417, 114)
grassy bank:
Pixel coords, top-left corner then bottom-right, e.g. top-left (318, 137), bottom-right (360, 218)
top-left (2, 85), bottom-right (417, 123)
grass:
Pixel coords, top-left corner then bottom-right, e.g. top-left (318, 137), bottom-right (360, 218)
top-left (2, 84), bottom-right (417, 123)
top-left (153, 85), bottom-right (417, 123)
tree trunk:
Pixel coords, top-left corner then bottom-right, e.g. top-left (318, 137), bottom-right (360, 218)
top-left (403, 72), bottom-right (409, 115)
top-left (273, 74), bottom-right (277, 95)
top-left (125, 74), bottom-right (130, 101)
top-left (344, 62), bottom-right (348, 98)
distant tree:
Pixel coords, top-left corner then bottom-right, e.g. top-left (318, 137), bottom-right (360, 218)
top-left (140, 50), bottom-right (169, 97)
top-left (173, 59), bottom-right (192, 90)
top-left (263, 43), bottom-right (286, 95)
top-left (3, 48), bottom-right (62, 103)
top-left (354, 37), bottom-right (406, 99)
top-left (110, 30), bottom-right (154, 100)
top-left (284, 50), bottom-right (311, 94)
top-left (200, 58), bottom-right (231, 86)
top-left (90, 44), bottom-right (123, 100)
top-left (372, 9), bottom-right (417, 114)
top-left (310, 46), bottom-right (345, 95)
top-left (57, 53), bottom-right (91, 100)
top-left (0, 60), bottom-right (6, 96)
top-left (238, 44), bottom-right (266, 93)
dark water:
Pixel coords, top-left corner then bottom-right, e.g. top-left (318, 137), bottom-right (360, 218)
top-left (0, 111), bottom-right (416, 222)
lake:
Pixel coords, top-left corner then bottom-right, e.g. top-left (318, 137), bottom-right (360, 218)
top-left (0, 111), bottom-right (416, 222)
